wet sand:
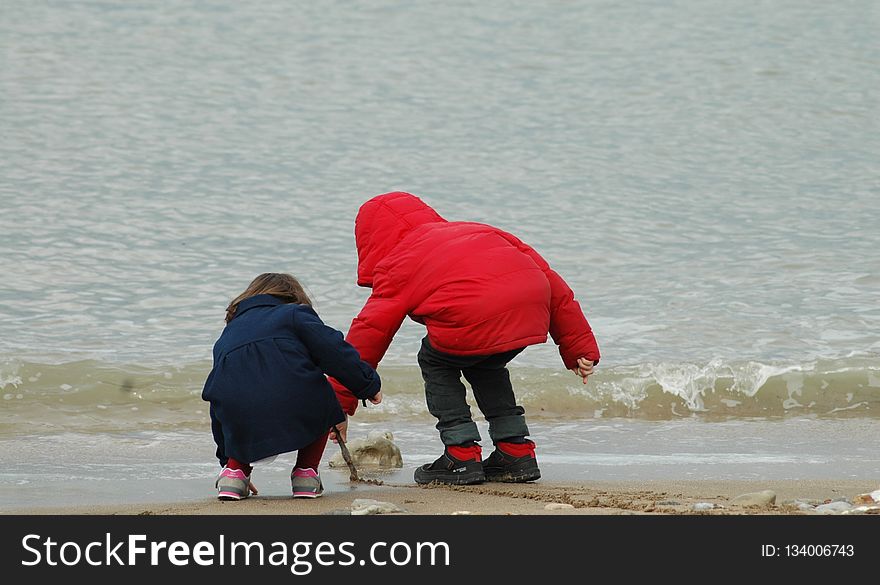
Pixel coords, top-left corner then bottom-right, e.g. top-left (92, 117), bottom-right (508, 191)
top-left (7, 479), bottom-right (877, 515)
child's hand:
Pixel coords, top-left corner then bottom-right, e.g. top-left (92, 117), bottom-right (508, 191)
top-left (369, 391), bottom-right (383, 405)
top-left (329, 419), bottom-right (348, 443)
top-left (248, 480), bottom-right (259, 496)
top-left (571, 357), bottom-right (595, 385)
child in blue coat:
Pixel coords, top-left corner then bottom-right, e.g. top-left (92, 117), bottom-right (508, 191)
top-left (202, 273), bottom-right (382, 500)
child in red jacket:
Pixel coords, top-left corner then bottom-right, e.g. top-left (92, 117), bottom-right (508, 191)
top-left (331, 192), bottom-right (599, 485)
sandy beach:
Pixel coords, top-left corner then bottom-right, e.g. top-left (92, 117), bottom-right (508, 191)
top-left (8, 479), bottom-right (878, 516)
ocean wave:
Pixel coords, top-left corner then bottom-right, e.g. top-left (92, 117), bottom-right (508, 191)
top-left (1, 356), bottom-right (878, 436)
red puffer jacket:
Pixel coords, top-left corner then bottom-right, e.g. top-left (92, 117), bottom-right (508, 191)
top-left (333, 192), bottom-right (600, 414)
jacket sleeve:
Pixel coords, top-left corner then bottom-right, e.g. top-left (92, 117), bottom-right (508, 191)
top-left (294, 306), bottom-right (381, 404)
top-left (330, 269), bottom-right (409, 415)
top-left (209, 404), bottom-right (228, 467)
top-left (494, 229), bottom-right (600, 369)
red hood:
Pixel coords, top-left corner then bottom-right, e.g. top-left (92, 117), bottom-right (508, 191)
top-left (355, 192), bottom-right (446, 287)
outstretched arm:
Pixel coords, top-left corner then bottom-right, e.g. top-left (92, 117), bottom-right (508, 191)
top-left (495, 229), bottom-right (600, 370)
top-left (294, 306), bottom-right (381, 401)
top-left (330, 272), bottom-right (409, 415)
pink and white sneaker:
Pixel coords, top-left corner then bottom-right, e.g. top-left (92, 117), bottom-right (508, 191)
top-left (291, 468), bottom-right (324, 498)
top-left (215, 467), bottom-right (250, 500)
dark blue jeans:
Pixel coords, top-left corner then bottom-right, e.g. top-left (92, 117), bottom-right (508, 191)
top-left (417, 337), bottom-right (529, 446)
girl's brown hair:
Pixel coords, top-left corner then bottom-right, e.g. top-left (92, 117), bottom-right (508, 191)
top-left (226, 273), bottom-right (312, 323)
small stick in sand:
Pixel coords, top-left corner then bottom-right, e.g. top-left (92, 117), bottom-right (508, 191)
top-left (333, 424), bottom-right (360, 482)
top-left (332, 425), bottom-right (385, 486)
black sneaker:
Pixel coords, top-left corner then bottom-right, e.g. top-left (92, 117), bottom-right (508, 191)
top-left (482, 448), bottom-right (541, 483)
top-left (414, 450), bottom-right (486, 485)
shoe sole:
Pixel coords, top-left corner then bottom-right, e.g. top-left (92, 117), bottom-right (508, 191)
top-left (414, 470), bottom-right (486, 486)
top-left (293, 491), bottom-right (323, 498)
top-left (484, 469), bottom-right (541, 483)
top-left (218, 491), bottom-right (247, 500)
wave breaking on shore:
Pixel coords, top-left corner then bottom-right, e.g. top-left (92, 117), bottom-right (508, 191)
top-left (2, 354), bottom-right (878, 436)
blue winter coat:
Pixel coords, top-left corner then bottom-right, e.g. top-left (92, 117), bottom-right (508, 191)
top-left (202, 294), bottom-right (380, 466)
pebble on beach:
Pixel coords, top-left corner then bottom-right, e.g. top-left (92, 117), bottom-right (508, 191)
top-left (814, 501), bottom-right (853, 515)
top-left (852, 490), bottom-right (880, 505)
top-left (329, 431), bottom-right (404, 469)
top-left (779, 499), bottom-right (819, 512)
top-left (545, 503), bottom-right (575, 510)
top-left (731, 490), bottom-right (776, 507)
top-left (350, 498), bottom-right (407, 515)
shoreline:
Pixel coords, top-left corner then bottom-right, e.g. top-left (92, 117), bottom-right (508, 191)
top-left (6, 479), bottom-right (878, 516)
top-left (3, 419), bottom-right (879, 514)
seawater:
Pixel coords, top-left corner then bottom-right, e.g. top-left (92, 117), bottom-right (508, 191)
top-left (2, 418), bottom-right (878, 509)
top-left (1, 1), bottom-right (879, 503)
